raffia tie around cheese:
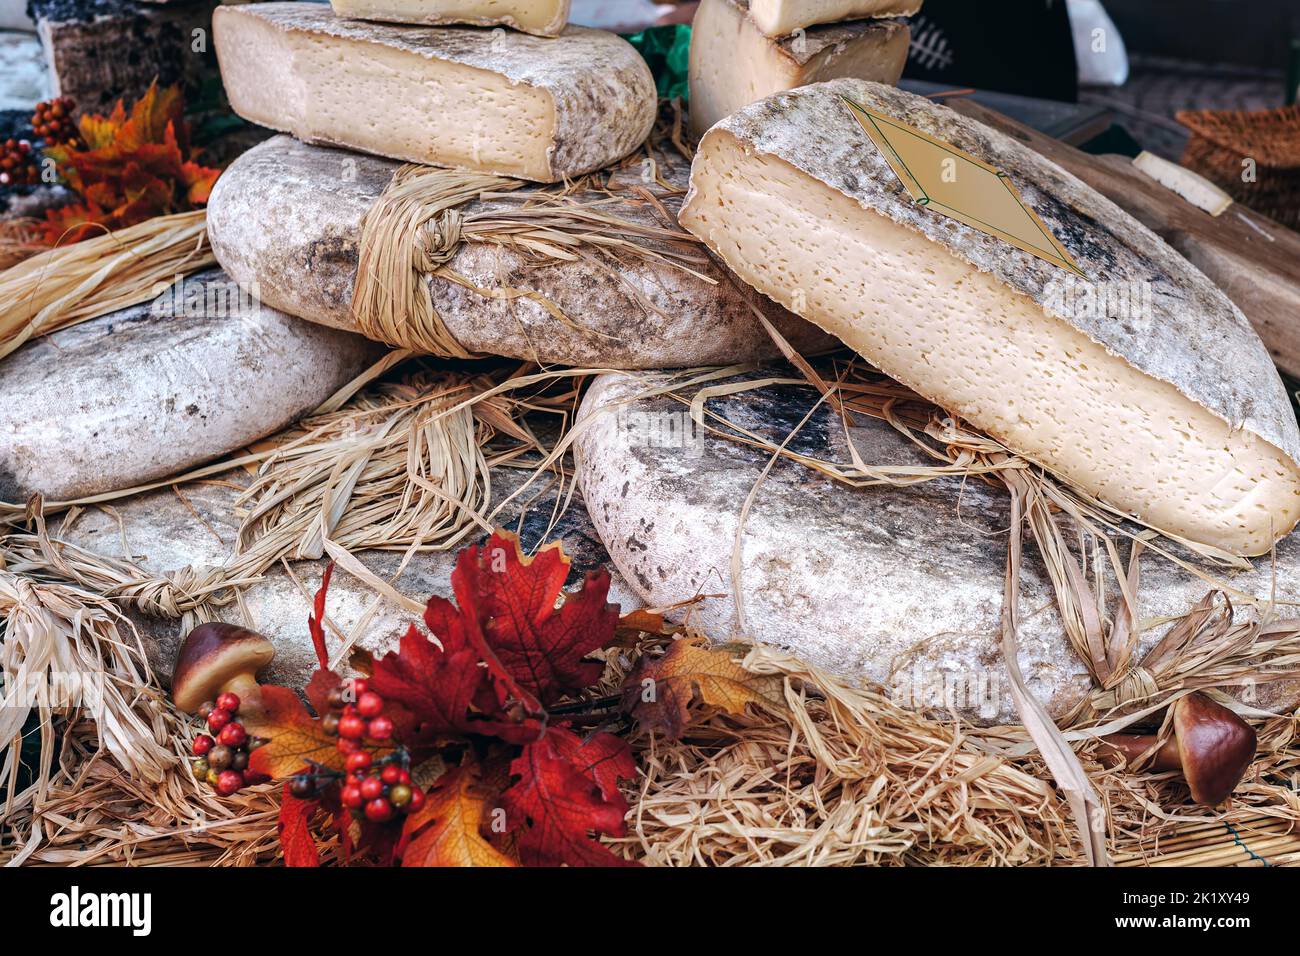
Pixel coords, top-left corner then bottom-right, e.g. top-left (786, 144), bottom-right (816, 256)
top-left (212, 3), bottom-right (655, 182)
top-left (351, 164), bottom-right (514, 358)
top-left (678, 80), bottom-right (1300, 556)
top-left (747, 0), bottom-right (922, 36)
top-left (688, 0), bottom-right (909, 139)
top-left (207, 135), bottom-right (833, 365)
top-left (329, 0), bottom-right (570, 36)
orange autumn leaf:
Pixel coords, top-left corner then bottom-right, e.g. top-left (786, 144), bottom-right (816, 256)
top-left (401, 763), bottom-right (516, 868)
top-left (39, 80), bottom-right (220, 245)
top-left (244, 685), bottom-right (347, 780)
top-left (623, 637), bottom-right (784, 738)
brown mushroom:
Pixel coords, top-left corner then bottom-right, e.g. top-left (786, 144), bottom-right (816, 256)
top-left (172, 623), bottom-right (275, 716)
top-left (1098, 692), bottom-right (1256, 806)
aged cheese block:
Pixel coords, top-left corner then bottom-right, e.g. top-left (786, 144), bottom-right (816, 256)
top-left (575, 369), bottom-right (1300, 725)
top-left (0, 30), bottom-right (48, 112)
top-left (0, 269), bottom-right (383, 503)
top-left (50, 468), bottom-right (637, 692)
top-left (329, 0), bottom-right (569, 36)
top-left (33, 0), bottom-right (220, 114)
top-left (679, 80), bottom-right (1300, 557)
top-left (213, 3), bottom-right (655, 182)
top-left (207, 135), bottom-right (834, 367)
top-left (747, 0), bottom-right (921, 36)
top-left (0, 0), bottom-right (34, 31)
top-left (688, 0), bottom-right (908, 138)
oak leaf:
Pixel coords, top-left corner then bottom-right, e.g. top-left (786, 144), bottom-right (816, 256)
top-left (278, 786), bottom-right (322, 868)
top-left (623, 638), bottom-right (784, 738)
top-left (401, 763), bottom-right (516, 867)
top-left (452, 531), bottom-right (618, 709)
top-left (244, 684), bottom-right (347, 780)
top-left (501, 727), bottom-right (637, 867)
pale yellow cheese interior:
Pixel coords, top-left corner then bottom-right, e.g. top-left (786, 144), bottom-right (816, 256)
top-left (217, 11), bottom-right (558, 180)
top-left (749, 0), bottom-right (918, 36)
top-left (329, 0), bottom-right (568, 36)
top-left (681, 129), bottom-right (1300, 555)
top-left (689, 0), bottom-right (908, 138)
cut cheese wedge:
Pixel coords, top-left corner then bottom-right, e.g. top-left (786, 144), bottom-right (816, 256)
top-left (679, 80), bottom-right (1300, 556)
top-left (748, 0), bottom-right (921, 36)
top-left (328, 0), bottom-right (569, 36)
top-left (689, 0), bottom-right (908, 138)
top-left (213, 3), bottom-right (655, 182)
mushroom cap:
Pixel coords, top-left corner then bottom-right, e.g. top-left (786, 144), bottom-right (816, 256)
top-left (1172, 693), bottom-right (1256, 806)
top-left (172, 623), bottom-right (275, 714)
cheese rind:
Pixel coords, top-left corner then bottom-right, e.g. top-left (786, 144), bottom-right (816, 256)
top-left (206, 135), bottom-right (835, 367)
top-left (575, 369), bottom-right (1300, 724)
top-left (329, 0), bottom-right (569, 36)
top-left (748, 0), bottom-right (921, 36)
top-left (689, 0), bottom-right (908, 138)
top-left (679, 80), bottom-right (1300, 556)
top-left (212, 3), bottom-right (655, 182)
top-left (0, 270), bottom-right (381, 503)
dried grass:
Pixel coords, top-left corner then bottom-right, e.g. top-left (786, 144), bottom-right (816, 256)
top-left (0, 210), bottom-right (213, 361)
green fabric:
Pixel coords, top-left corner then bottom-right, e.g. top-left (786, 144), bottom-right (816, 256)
top-left (625, 24), bottom-right (692, 102)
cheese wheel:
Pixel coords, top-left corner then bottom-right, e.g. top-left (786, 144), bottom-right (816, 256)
top-left (688, 0), bottom-right (909, 139)
top-left (747, 0), bottom-right (922, 36)
top-left (329, 0), bottom-right (570, 36)
top-left (679, 80), bottom-right (1300, 556)
top-left (207, 135), bottom-right (835, 367)
top-left (0, 270), bottom-right (382, 503)
top-left (213, 3), bottom-right (655, 182)
top-left (575, 369), bottom-right (1300, 724)
top-left (52, 468), bottom-right (636, 692)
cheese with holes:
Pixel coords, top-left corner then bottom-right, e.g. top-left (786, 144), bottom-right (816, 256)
top-left (747, 0), bottom-right (921, 36)
top-left (329, 0), bottom-right (569, 35)
top-left (212, 3), bottom-right (655, 182)
top-left (688, 0), bottom-right (908, 138)
top-left (679, 80), bottom-right (1300, 556)
top-left (0, 270), bottom-right (382, 503)
top-left (207, 135), bottom-right (834, 368)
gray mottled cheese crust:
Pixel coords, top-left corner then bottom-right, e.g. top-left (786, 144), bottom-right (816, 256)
top-left (748, 0), bottom-right (922, 36)
top-left (575, 369), bottom-right (1300, 725)
top-left (52, 468), bottom-right (636, 692)
top-left (688, 0), bottom-right (909, 139)
top-left (207, 135), bottom-right (835, 367)
top-left (213, 3), bottom-right (655, 182)
top-left (0, 270), bottom-right (382, 503)
top-left (679, 80), bottom-right (1300, 556)
top-left (330, 0), bottom-right (570, 36)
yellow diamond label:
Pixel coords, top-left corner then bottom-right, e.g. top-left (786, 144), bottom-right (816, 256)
top-left (842, 96), bottom-right (1084, 276)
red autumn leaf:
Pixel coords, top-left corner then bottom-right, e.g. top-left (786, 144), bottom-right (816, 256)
top-left (278, 786), bottom-right (322, 868)
top-left (400, 762), bottom-right (517, 867)
top-left (369, 616), bottom-right (528, 743)
top-left (500, 727), bottom-right (637, 867)
top-left (452, 531), bottom-right (619, 708)
top-left (244, 684), bottom-right (346, 780)
top-left (308, 563), bottom-right (334, 671)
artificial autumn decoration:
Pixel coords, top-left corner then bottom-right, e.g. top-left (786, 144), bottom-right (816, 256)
top-left (211, 530), bottom-right (777, 867)
top-left (37, 82), bottom-right (220, 244)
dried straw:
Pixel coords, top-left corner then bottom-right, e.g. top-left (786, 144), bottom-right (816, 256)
top-left (0, 210), bottom-right (213, 360)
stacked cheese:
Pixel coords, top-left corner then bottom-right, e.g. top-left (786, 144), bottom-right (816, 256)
top-left (688, 0), bottom-right (918, 139)
top-left (212, 3), bottom-right (656, 182)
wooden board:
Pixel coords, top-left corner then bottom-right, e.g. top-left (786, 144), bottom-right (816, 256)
top-left (947, 97), bottom-right (1300, 382)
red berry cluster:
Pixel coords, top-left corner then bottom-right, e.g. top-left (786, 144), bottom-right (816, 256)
top-left (0, 139), bottom-right (38, 187)
top-left (313, 679), bottom-right (424, 823)
top-left (31, 97), bottom-right (80, 146)
top-left (191, 693), bottom-right (266, 797)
